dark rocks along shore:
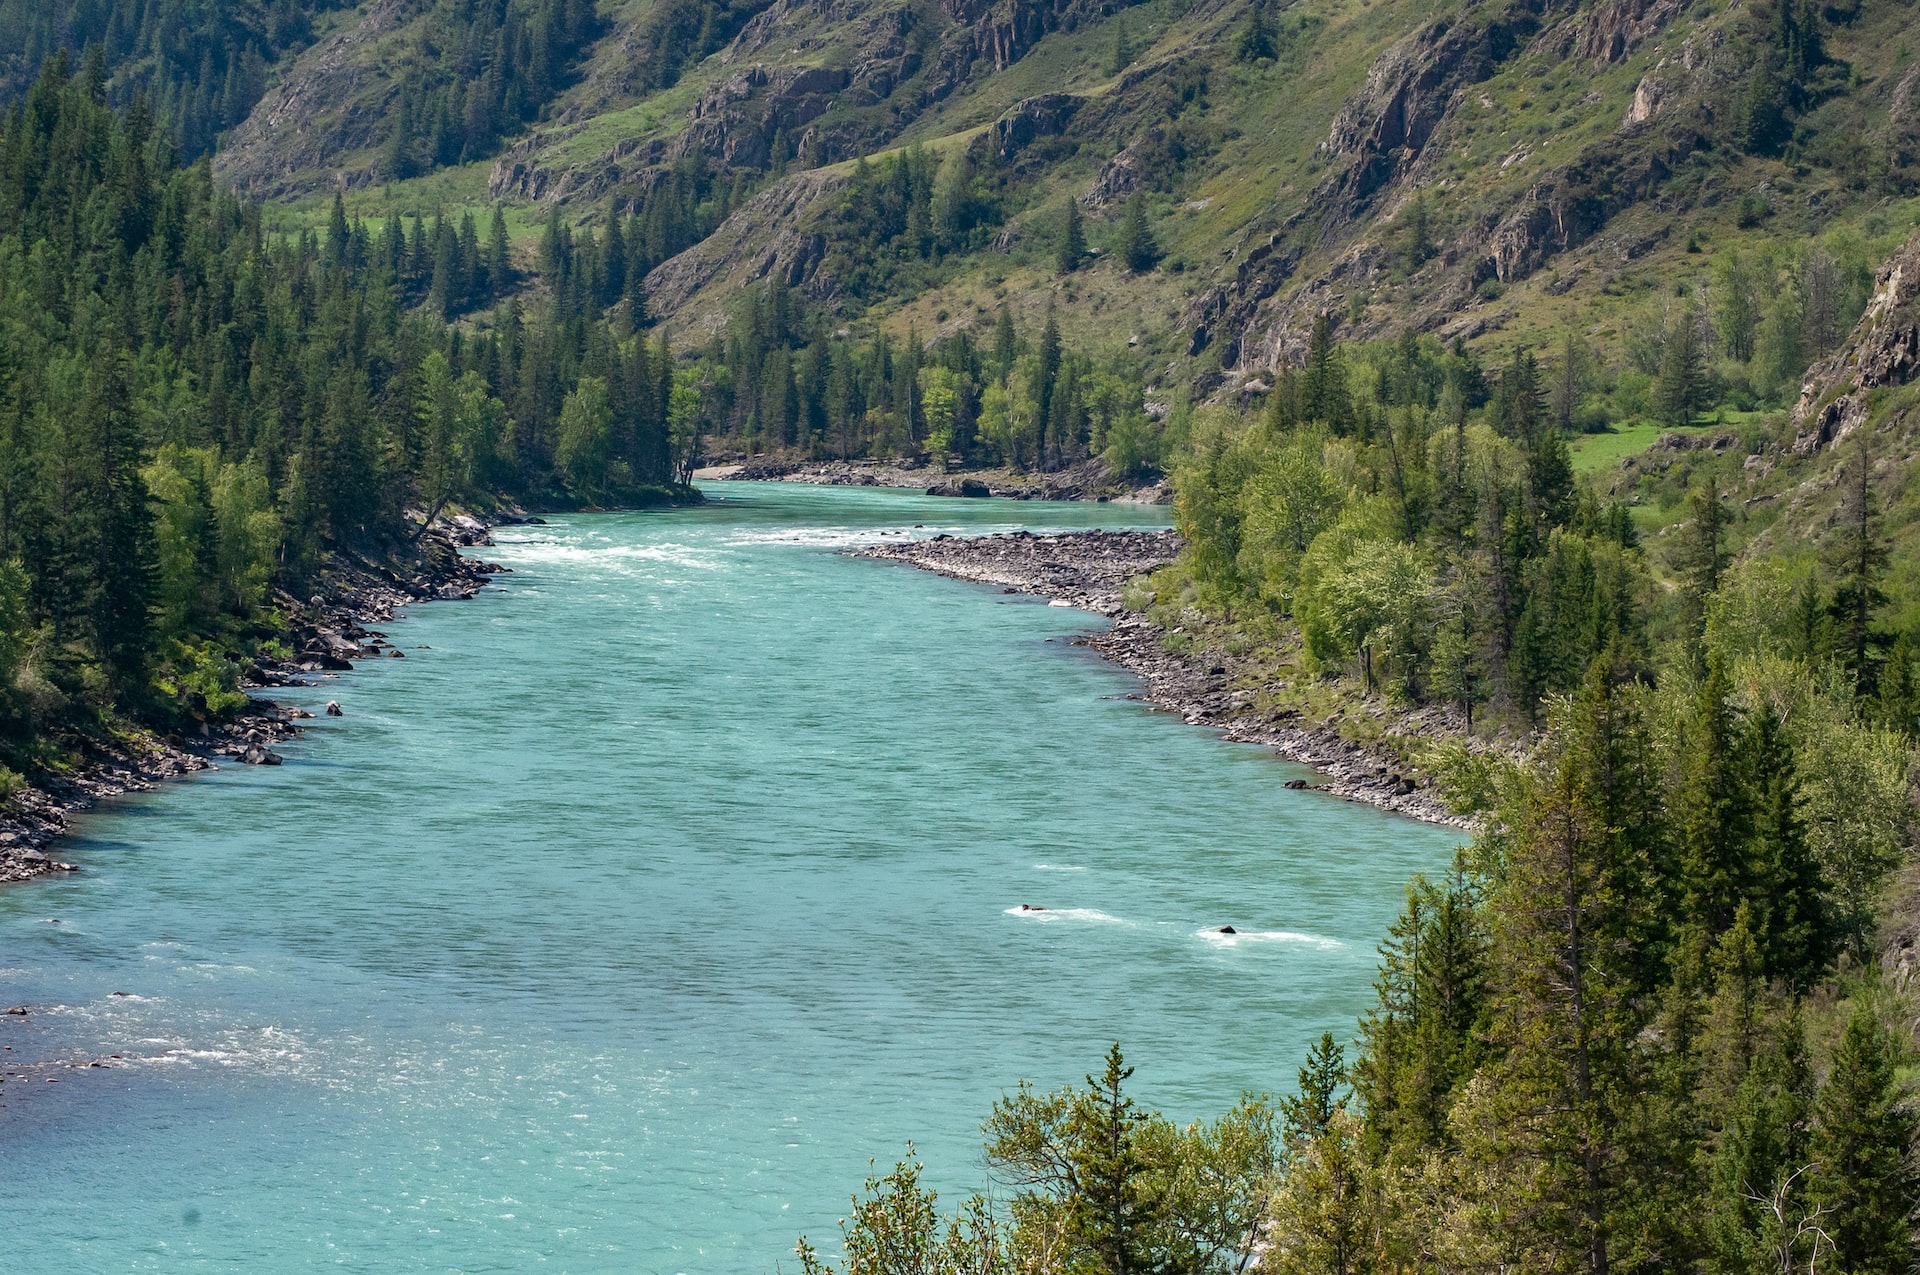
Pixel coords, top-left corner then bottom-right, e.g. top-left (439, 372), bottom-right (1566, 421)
top-left (0, 520), bottom-right (505, 885)
top-left (857, 530), bottom-right (1469, 828)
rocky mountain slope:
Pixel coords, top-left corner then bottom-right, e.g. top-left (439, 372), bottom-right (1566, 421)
top-left (3, 0), bottom-right (1898, 425)
top-left (188, 0), bottom-right (1913, 380)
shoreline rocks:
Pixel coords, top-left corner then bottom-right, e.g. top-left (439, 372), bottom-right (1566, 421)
top-left (693, 455), bottom-right (1173, 504)
top-left (855, 530), bottom-right (1471, 829)
top-left (0, 523), bottom-right (506, 886)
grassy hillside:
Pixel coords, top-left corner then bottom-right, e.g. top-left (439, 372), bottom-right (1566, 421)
top-left (169, 0), bottom-right (1905, 435)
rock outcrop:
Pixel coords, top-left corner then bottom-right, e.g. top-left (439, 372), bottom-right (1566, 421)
top-left (215, 0), bottom-right (416, 197)
top-left (643, 169), bottom-right (845, 323)
top-left (1793, 227), bottom-right (1920, 453)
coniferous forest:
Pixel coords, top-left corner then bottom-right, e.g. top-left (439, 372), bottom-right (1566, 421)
top-left (1, 0), bottom-right (1918, 1269)
top-left (0, 52), bottom-right (693, 790)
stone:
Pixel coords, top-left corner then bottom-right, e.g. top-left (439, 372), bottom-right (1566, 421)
top-left (1218, 925), bottom-right (1238, 934)
top-left (325, 702), bottom-right (343, 717)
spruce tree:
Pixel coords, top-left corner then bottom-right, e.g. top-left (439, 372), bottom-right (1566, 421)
top-left (1283, 1032), bottom-right (1349, 1153)
top-left (1301, 313), bottom-right (1350, 432)
top-left (1677, 476), bottom-right (1732, 661)
top-left (1812, 1003), bottom-right (1918, 1275)
top-left (1656, 303), bottom-right (1706, 430)
top-left (1036, 306), bottom-right (1062, 467)
top-left (1489, 652), bottom-right (1668, 1270)
top-left (1237, 1), bottom-right (1277, 61)
top-left (1069, 1044), bottom-right (1158, 1274)
top-left (1057, 198), bottom-right (1086, 275)
top-left (992, 303), bottom-right (1018, 382)
top-left (1120, 192), bottom-right (1158, 274)
top-left (1827, 440), bottom-right (1888, 692)
top-left (1742, 703), bottom-right (1835, 989)
top-left (1676, 665), bottom-right (1755, 943)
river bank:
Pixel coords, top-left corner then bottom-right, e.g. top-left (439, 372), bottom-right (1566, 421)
top-left (693, 455), bottom-right (1172, 504)
top-left (0, 521), bottom-right (506, 885)
top-left (855, 530), bottom-right (1472, 828)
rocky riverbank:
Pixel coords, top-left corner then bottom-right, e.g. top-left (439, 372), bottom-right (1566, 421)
top-left (693, 455), bottom-right (1172, 504)
top-left (0, 518), bottom-right (507, 885)
top-left (855, 530), bottom-right (1472, 829)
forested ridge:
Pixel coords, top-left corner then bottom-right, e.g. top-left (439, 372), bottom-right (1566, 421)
top-left (793, 254), bottom-right (1920, 1271)
top-left (0, 53), bottom-right (693, 793)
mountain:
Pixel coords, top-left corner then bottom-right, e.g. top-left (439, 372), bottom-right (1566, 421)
top-left (150, 0), bottom-right (1904, 368)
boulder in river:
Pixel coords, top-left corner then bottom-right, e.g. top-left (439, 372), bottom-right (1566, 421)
top-left (325, 702), bottom-right (343, 717)
top-left (240, 744), bottom-right (283, 766)
top-left (1218, 925), bottom-right (1237, 934)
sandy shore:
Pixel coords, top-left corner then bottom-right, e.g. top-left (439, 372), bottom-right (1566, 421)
top-left (856, 530), bottom-right (1470, 829)
top-left (0, 522), bottom-right (508, 884)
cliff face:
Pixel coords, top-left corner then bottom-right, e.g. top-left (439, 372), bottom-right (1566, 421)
top-left (215, 0), bottom-right (416, 197)
top-left (1793, 228), bottom-right (1920, 453)
top-left (484, 0), bottom-right (1137, 221)
top-left (192, 0), bottom-right (1920, 397)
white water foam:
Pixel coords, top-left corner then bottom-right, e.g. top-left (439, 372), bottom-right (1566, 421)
top-left (1004, 905), bottom-right (1129, 925)
top-left (1032, 864), bottom-right (1086, 872)
top-left (488, 540), bottom-right (722, 573)
top-left (1194, 928), bottom-right (1344, 950)
top-left (723, 526), bottom-right (965, 549)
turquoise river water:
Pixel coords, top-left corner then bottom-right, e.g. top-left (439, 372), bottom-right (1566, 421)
top-left (0, 483), bottom-right (1459, 1272)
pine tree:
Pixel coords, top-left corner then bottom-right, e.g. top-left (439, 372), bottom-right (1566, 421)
top-left (1119, 192), bottom-right (1158, 274)
top-left (1811, 1003), bottom-right (1918, 1275)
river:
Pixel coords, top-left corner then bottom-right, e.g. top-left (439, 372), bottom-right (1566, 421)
top-left (0, 484), bottom-right (1459, 1272)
